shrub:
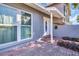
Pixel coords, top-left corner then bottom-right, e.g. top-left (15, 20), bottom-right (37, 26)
top-left (57, 40), bottom-right (79, 52)
top-left (62, 37), bottom-right (79, 42)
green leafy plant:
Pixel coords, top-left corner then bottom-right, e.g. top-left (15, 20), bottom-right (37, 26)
top-left (72, 3), bottom-right (79, 9)
top-left (77, 16), bottom-right (79, 22)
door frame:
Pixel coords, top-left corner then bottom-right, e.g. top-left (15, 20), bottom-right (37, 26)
top-left (43, 17), bottom-right (50, 35)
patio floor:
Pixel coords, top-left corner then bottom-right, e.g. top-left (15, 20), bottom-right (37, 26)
top-left (0, 40), bottom-right (79, 56)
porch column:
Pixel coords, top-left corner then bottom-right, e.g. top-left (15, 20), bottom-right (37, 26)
top-left (50, 12), bottom-right (54, 43)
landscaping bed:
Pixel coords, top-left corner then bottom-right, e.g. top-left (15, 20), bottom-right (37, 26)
top-left (57, 39), bottom-right (79, 52)
top-left (0, 40), bottom-right (79, 56)
top-left (41, 35), bottom-right (51, 43)
top-left (62, 37), bottom-right (79, 42)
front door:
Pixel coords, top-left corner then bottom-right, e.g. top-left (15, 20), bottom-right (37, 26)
top-left (44, 17), bottom-right (50, 35)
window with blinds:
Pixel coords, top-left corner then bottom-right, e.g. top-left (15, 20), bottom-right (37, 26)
top-left (0, 5), bottom-right (17, 44)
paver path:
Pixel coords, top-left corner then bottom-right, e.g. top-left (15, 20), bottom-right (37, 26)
top-left (0, 42), bottom-right (79, 56)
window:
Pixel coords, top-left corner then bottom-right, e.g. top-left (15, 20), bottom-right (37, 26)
top-left (4, 15), bottom-right (13, 24)
top-left (21, 12), bottom-right (31, 39)
top-left (0, 4), bottom-right (32, 44)
top-left (0, 5), bottom-right (17, 44)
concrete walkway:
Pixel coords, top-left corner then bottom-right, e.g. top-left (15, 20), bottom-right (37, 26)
top-left (0, 41), bottom-right (79, 56)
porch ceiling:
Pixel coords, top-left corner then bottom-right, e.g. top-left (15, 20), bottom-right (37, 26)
top-left (53, 20), bottom-right (65, 25)
top-left (52, 11), bottom-right (63, 18)
top-left (53, 17), bottom-right (65, 25)
top-left (46, 7), bottom-right (65, 19)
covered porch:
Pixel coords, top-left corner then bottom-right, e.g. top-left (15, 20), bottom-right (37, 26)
top-left (43, 7), bottom-right (65, 43)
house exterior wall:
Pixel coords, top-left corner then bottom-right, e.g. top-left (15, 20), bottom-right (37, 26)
top-left (0, 3), bottom-right (49, 50)
top-left (54, 25), bottom-right (79, 38)
top-left (4, 3), bottom-right (49, 40)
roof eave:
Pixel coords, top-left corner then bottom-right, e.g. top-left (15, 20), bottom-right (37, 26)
top-left (24, 3), bottom-right (50, 15)
top-left (24, 3), bottom-right (65, 18)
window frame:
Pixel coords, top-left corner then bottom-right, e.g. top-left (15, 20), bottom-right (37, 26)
top-left (0, 4), bottom-right (18, 44)
top-left (20, 11), bottom-right (33, 40)
top-left (19, 9), bottom-right (33, 40)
